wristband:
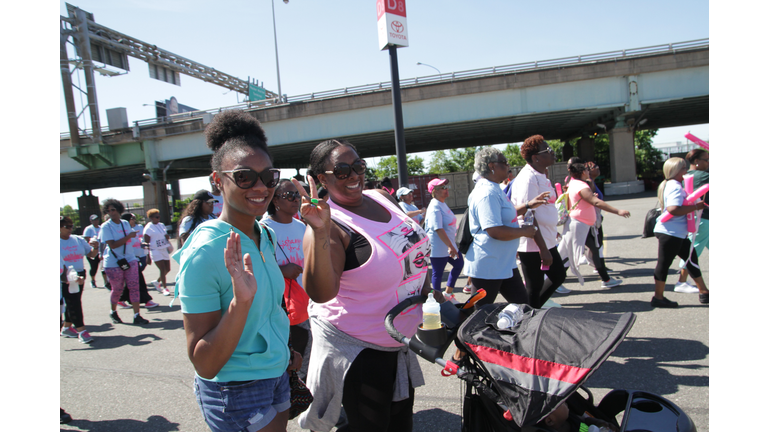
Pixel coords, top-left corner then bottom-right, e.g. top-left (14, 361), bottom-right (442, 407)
top-left (526, 202), bottom-right (531, 209)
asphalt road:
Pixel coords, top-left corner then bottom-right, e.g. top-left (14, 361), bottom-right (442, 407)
top-left (59, 191), bottom-right (708, 431)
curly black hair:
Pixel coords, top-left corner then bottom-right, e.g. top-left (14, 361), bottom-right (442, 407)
top-left (205, 109), bottom-right (270, 171)
top-left (102, 198), bottom-right (125, 215)
top-left (307, 139), bottom-right (358, 183)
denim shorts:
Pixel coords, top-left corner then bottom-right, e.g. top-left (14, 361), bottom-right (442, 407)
top-left (194, 372), bottom-right (291, 432)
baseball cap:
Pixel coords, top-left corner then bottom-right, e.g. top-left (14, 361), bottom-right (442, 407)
top-left (427, 178), bottom-right (448, 193)
top-left (89, 214), bottom-right (99, 221)
top-left (396, 187), bottom-right (413, 199)
top-left (193, 189), bottom-right (216, 203)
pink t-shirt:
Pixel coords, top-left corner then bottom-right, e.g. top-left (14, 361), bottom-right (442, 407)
top-left (316, 191), bottom-right (431, 347)
top-left (567, 179), bottom-right (596, 226)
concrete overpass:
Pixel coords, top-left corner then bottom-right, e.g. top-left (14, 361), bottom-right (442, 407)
top-left (61, 39), bottom-right (708, 193)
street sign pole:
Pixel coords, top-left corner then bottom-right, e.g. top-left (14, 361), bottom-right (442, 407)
top-left (388, 45), bottom-right (408, 189)
top-left (377, 0), bottom-right (410, 188)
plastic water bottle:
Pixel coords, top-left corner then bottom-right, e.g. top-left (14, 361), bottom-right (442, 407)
top-left (67, 265), bottom-right (80, 294)
top-left (496, 304), bottom-right (523, 329)
top-left (522, 209), bottom-right (534, 227)
top-left (422, 291), bottom-right (442, 330)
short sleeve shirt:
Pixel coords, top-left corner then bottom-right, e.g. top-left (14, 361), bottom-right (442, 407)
top-left (60, 235), bottom-right (92, 272)
top-left (654, 180), bottom-right (687, 238)
top-left (261, 217), bottom-right (307, 288)
top-left (145, 222), bottom-right (170, 250)
top-left (465, 178), bottom-right (520, 280)
top-left (567, 179), bottom-right (596, 226)
top-left (510, 165), bottom-right (559, 251)
top-left (425, 199), bottom-right (457, 258)
top-left (399, 202), bottom-right (423, 224)
top-left (101, 219), bottom-right (137, 267)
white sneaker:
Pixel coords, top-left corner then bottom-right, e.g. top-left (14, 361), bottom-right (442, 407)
top-left (151, 280), bottom-right (161, 291)
top-left (555, 286), bottom-right (571, 294)
top-left (674, 282), bottom-right (699, 294)
top-left (578, 255), bottom-right (589, 266)
top-left (161, 288), bottom-right (171, 296)
top-left (601, 278), bottom-right (623, 288)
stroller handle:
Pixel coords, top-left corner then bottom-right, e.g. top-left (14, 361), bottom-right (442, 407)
top-left (385, 295), bottom-right (461, 365)
top-left (384, 295), bottom-right (428, 344)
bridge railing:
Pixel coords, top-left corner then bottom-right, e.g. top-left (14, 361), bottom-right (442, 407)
top-left (61, 38), bottom-right (708, 141)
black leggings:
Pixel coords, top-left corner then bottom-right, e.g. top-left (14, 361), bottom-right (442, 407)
top-left (471, 269), bottom-right (528, 308)
top-left (518, 247), bottom-right (567, 309)
top-left (86, 255), bottom-right (100, 278)
top-left (61, 270), bottom-right (86, 328)
top-left (654, 233), bottom-right (701, 281)
top-left (585, 228), bottom-right (610, 282)
top-left (341, 348), bottom-right (415, 432)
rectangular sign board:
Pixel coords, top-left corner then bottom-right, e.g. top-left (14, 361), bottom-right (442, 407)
top-left (249, 83), bottom-right (267, 101)
top-left (377, 0), bottom-right (408, 50)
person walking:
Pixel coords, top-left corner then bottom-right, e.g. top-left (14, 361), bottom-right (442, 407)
top-left (82, 214), bottom-right (102, 288)
top-left (651, 157), bottom-right (709, 307)
top-left (60, 216), bottom-right (99, 343)
top-left (143, 208), bottom-right (172, 296)
top-left (101, 199), bottom-right (149, 325)
top-left (298, 138), bottom-right (431, 432)
top-left (675, 148), bottom-right (709, 293)
top-left (424, 178), bottom-right (463, 303)
top-left (117, 213), bottom-right (158, 309)
top-left (510, 135), bottom-right (568, 308)
top-left (174, 109), bottom-right (297, 432)
top-left (177, 189), bottom-right (217, 247)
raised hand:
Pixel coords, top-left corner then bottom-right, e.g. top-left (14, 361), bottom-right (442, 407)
top-left (292, 177), bottom-right (331, 234)
top-left (224, 230), bottom-right (257, 305)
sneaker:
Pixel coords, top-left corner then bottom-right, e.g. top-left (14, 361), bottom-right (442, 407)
top-left (578, 255), bottom-right (589, 266)
top-left (90, 280), bottom-right (97, 288)
top-left (161, 288), bottom-right (171, 296)
top-left (542, 298), bottom-right (562, 309)
top-left (78, 330), bottom-right (93, 344)
top-left (60, 326), bottom-right (78, 338)
top-left (601, 278), bottom-right (623, 288)
top-left (674, 282), bottom-right (699, 294)
top-left (151, 280), bottom-right (161, 291)
top-left (650, 296), bottom-right (678, 308)
top-left (555, 286), bottom-right (571, 294)
top-left (133, 314), bottom-right (149, 325)
top-left (699, 293), bottom-right (709, 304)
top-left (110, 310), bottom-right (123, 324)
top-left (145, 300), bottom-right (159, 308)
top-left (444, 294), bottom-right (461, 305)
top-left (117, 301), bottom-right (131, 309)
top-left (462, 286), bottom-right (472, 294)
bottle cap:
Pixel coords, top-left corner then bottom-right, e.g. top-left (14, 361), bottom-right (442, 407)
top-left (497, 316), bottom-right (511, 329)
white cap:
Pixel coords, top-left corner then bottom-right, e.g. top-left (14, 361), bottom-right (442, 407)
top-left (396, 187), bottom-right (413, 199)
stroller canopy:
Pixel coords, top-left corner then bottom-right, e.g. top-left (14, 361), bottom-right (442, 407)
top-left (457, 303), bottom-right (635, 428)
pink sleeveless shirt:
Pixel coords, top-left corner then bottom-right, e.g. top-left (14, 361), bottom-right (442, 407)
top-left (316, 191), bottom-right (431, 347)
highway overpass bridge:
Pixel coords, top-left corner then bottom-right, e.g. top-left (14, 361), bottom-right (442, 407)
top-left (61, 39), bottom-right (708, 194)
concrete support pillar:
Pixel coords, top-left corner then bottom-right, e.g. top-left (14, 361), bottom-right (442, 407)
top-left (576, 137), bottom-right (595, 162)
top-left (608, 127), bottom-right (637, 183)
top-left (143, 181), bottom-right (171, 226)
top-left (77, 191), bottom-right (100, 230)
top-left (562, 141), bottom-right (574, 161)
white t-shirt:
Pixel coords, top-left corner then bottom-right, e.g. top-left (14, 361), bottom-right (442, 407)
top-left (261, 216), bottom-right (306, 288)
top-left (510, 164), bottom-right (559, 252)
top-left (144, 222), bottom-right (170, 250)
top-left (179, 214), bottom-right (217, 236)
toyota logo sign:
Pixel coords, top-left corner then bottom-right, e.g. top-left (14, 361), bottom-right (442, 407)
top-left (390, 20), bottom-right (404, 33)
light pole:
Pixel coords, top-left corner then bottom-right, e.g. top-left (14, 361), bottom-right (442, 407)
top-left (271, 0), bottom-right (289, 103)
top-left (416, 62), bottom-right (441, 79)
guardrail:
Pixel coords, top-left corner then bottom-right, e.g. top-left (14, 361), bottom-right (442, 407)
top-left (61, 38), bottom-right (708, 140)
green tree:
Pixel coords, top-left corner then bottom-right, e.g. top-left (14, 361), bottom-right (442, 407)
top-left (635, 129), bottom-right (662, 177)
top-left (447, 147), bottom-right (479, 172)
top-left (427, 150), bottom-right (457, 174)
top-left (60, 205), bottom-right (80, 228)
top-left (500, 144), bottom-right (526, 168)
top-left (370, 155), bottom-right (426, 179)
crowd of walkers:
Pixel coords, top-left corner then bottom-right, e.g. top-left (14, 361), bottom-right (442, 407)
top-left (60, 108), bottom-right (708, 430)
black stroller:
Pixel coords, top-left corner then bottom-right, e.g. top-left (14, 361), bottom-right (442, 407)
top-left (384, 293), bottom-right (697, 432)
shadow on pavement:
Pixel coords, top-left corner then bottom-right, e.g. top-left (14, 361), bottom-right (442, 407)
top-left (412, 408), bottom-right (462, 432)
top-left (63, 333), bottom-right (163, 351)
top-left (61, 415), bottom-right (180, 432)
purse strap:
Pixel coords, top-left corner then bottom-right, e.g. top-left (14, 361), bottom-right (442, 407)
top-left (110, 220), bottom-right (128, 259)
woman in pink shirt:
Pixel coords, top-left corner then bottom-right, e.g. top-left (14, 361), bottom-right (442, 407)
top-left (297, 139), bottom-right (433, 432)
top-left (560, 158), bottom-right (630, 288)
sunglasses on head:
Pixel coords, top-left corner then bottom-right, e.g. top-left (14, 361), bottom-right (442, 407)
top-left (537, 147), bottom-right (554, 155)
top-left (325, 160), bottom-right (366, 180)
top-left (276, 191), bottom-right (301, 202)
top-left (221, 168), bottom-right (281, 189)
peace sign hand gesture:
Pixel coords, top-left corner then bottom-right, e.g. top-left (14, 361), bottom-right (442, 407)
top-left (224, 230), bottom-right (257, 306)
top-left (291, 177), bottom-right (331, 235)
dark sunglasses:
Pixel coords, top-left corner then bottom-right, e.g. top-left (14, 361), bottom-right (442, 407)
top-left (221, 168), bottom-right (281, 189)
top-left (276, 191), bottom-right (301, 202)
top-left (536, 147), bottom-right (554, 155)
top-left (325, 160), bottom-right (366, 180)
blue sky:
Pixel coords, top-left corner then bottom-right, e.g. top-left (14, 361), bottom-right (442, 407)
top-left (57, 0), bottom-right (709, 208)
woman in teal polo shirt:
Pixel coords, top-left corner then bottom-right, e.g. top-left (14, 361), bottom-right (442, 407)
top-left (174, 109), bottom-right (298, 432)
